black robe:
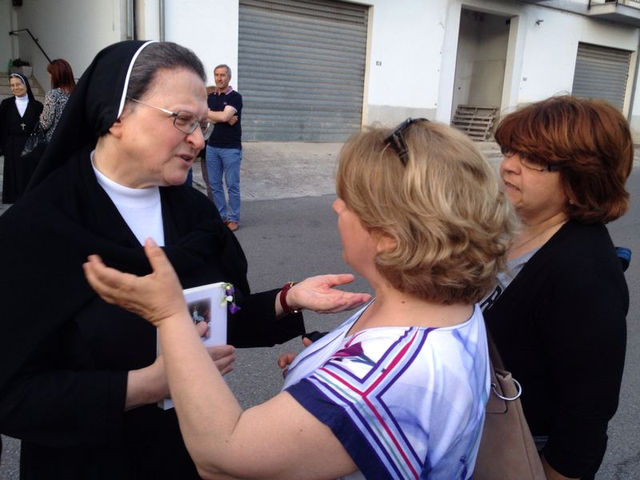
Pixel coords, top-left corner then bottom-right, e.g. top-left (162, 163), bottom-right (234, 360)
top-left (0, 96), bottom-right (43, 203)
top-left (0, 147), bottom-right (304, 479)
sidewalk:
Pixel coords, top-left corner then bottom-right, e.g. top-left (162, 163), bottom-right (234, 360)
top-left (4, 140), bottom-right (637, 215)
top-left (190, 141), bottom-right (503, 202)
top-left (193, 142), bottom-right (345, 201)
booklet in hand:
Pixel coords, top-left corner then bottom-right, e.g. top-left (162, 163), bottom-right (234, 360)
top-left (157, 281), bottom-right (231, 409)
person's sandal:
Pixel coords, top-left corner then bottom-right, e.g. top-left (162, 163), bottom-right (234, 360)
top-left (227, 221), bottom-right (239, 232)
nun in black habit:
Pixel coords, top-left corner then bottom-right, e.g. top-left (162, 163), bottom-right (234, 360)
top-left (0, 40), bottom-right (368, 479)
top-left (0, 73), bottom-right (43, 203)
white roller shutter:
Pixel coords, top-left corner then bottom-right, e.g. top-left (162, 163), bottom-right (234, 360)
top-left (238, 0), bottom-right (368, 141)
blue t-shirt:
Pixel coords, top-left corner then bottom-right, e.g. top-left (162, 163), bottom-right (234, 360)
top-left (207, 88), bottom-right (242, 149)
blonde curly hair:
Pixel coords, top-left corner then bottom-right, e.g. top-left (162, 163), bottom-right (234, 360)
top-left (336, 120), bottom-right (515, 304)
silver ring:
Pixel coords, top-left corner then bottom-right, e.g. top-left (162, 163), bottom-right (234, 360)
top-left (491, 378), bottom-right (522, 401)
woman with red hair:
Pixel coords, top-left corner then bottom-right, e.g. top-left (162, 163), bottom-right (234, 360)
top-left (481, 95), bottom-right (633, 480)
top-left (40, 58), bottom-right (76, 141)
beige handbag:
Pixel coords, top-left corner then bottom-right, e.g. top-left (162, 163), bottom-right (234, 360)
top-left (473, 336), bottom-right (546, 480)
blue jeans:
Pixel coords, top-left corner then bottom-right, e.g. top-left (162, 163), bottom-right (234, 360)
top-left (205, 146), bottom-right (241, 222)
top-left (184, 168), bottom-right (193, 186)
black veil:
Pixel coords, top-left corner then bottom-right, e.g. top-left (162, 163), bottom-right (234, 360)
top-left (28, 40), bottom-right (155, 189)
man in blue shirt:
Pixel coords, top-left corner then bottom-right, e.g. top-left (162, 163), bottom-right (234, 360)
top-left (205, 64), bottom-right (243, 231)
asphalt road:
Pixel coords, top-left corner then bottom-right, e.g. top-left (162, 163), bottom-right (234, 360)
top-left (1, 170), bottom-right (639, 479)
top-left (230, 173), bottom-right (640, 480)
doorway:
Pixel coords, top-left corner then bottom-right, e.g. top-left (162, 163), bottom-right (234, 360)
top-left (451, 9), bottom-right (510, 140)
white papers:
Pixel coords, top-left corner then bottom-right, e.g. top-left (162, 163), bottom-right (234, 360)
top-left (157, 281), bottom-right (229, 409)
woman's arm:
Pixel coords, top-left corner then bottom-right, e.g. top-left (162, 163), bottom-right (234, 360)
top-left (39, 90), bottom-right (56, 131)
top-left (84, 239), bottom-right (357, 479)
top-left (125, 340), bottom-right (235, 410)
top-left (156, 307), bottom-right (355, 479)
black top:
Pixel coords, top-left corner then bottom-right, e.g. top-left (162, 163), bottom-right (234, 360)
top-left (207, 88), bottom-right (242, 149)
top-left (484, 220), bottom-right (628, 479)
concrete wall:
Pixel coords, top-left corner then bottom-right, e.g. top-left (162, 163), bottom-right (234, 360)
top-left (0, 0), bottom-right (14, 73)
top-left (364, 0), bottom-right (640, 136)
top-left (2, 0), bottom-right (239, 93)
top-left (364, 0), bottom-right (447, 125)
top-left (5, 0), bottom-right (126, 88)
top-left (443, 0), bottom-right (640, 137)
top-left (511, 2), bottom-right (640, 137)
top-left (4, 0), bottom-right (640, 138)
top-left (136, 0), bottom-right (161, 40)
top-left (516, 5), bottom-right (638, 106)
top-left (163, 0), bottom-right (238, 87)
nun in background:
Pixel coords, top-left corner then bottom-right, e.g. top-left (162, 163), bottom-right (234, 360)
top-left (0, 73), bottom-right (43, 203)
top-left (0, 40), bottom-right (368, 480)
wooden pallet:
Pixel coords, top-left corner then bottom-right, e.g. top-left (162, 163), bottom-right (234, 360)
top-left (452, 105), bottom-right (498, 141)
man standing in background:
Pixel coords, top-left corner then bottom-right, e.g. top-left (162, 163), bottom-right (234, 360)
top-left (205, 64), bottom-right (243, 232)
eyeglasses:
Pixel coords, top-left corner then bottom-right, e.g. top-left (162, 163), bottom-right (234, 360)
top-left (127, 97), bottom-right (214, 140)
top-left (501, 148), bottom-right (560, 172)
top-left (384, 117), bottom-right (430, 165)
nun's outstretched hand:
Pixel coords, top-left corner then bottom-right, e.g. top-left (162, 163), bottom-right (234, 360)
top-left (283, 274), bottom-right (371, 314)
top-left (83, 237), bottom-right (186, 328)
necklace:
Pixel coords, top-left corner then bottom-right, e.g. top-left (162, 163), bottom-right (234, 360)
top-left (511, 219), bottom-right (567, 254)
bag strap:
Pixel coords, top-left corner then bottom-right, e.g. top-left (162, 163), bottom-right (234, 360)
top-left (485, 327), bottom-right (506, 371)
top-left (486, 326), bottom-right (524, 402)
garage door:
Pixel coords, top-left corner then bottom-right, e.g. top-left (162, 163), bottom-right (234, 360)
top-left (238, 0), bottom-right (368, 141)
top-left (572, 42), bottom-right (631, 112)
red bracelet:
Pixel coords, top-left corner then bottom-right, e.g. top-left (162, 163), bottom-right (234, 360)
top-left (280, 282), bottom-right (299, 314)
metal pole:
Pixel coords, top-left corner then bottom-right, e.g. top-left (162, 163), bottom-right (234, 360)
top-left (625, 32), bottom-right (640, 123)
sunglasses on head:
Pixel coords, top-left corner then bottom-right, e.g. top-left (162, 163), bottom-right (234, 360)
top-left (384, 117), bottom-right (430, 165)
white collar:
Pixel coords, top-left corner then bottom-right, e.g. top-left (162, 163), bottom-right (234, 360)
top-left (90, 151), bottom-right (160, 208)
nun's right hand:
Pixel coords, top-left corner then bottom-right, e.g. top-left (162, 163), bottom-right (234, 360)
top-left (83, 238), bottom-right (187, 328)
top-left (277, 336), bottom-right (312, 378)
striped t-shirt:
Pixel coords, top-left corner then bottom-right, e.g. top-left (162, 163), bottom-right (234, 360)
top-left (283, 303), bottom-right (490, 480)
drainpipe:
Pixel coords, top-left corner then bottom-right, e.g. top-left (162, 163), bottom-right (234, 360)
top-left (159, 0), bottom-right (165, 41)
top-left (125, 0), bottom-right (135, 40)
top-left (627, 32), bottom-right (640, 128)
top-left (133, 0), bottom-right (137, 39)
